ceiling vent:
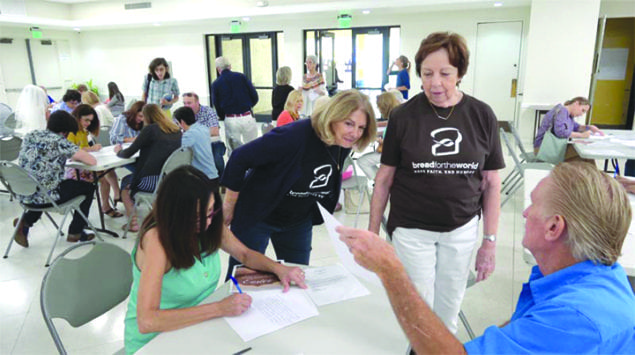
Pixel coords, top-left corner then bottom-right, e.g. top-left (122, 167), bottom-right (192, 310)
top-left (124, 2), bottom-right (151, 10)
top-left (41, 40), bottom-right (53, 45)
top-left (0, 38), bottom-right (13, 44)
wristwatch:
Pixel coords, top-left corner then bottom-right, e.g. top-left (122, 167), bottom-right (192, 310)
top-left (483, 234), bottom-right (496, 242)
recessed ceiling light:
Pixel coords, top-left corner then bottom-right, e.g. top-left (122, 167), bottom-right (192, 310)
top-left (362, 10), bottom-right (370, 15)
top-left (494, 1), bottom-right (503, 6)
top-left (153, 22), bottom-right (161, 26)
top-left (256, 0), bottom-right (268, 7)
top-left (73, 27), bottom-right (81, 31)
top-left (242, 17), bottom-right (251, 22)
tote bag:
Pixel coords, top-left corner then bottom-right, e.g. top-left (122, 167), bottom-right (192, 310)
top-left (536, 107), bottom-right (567, 164)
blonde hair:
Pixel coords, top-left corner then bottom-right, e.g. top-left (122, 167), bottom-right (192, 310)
top-left (81, 91), bottom-right (100, 106)
top-left (312, 95), bottom-right (331, 114)
top-left (311, 89), bottom-right (377, 152)
top-left (376, 91), bottom-right (401, 119)
top-left (142, 104), bottom-right (180, 134)
top-left (284, 90), bottom-right (303, 114)
top-left (276, 66), bottom-right (292, 85)
top-left (547, 162), bottom-right (631, 265)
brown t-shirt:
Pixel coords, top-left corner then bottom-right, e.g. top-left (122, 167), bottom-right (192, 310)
top-left (381, 92), bottom-right (505, 233)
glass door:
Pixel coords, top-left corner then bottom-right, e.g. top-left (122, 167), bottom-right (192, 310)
top-left (353, 28), bottom-right (390, 109)
top-left (206, 32), bottom-right (280, 121)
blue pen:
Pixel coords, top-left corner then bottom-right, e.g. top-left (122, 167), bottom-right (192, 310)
top-left (230, 275), bottom-right (243, 294)
top-left (614, 159), bottom-right (620, 178)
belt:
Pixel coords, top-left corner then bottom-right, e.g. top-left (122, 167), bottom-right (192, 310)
top-left (226, 111), bottom-right (251, 118)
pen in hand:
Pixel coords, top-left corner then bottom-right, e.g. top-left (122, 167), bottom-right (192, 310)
top-left (230, 275), bottom-right (243, 294)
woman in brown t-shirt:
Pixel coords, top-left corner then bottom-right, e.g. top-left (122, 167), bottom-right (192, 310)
top-left (368, 32), bottom-right (505, 334)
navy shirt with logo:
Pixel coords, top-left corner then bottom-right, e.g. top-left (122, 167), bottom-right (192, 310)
top-left (381, 92), bottom-right (505, 233)
top-left (266, 144), bottom-right (341, 226)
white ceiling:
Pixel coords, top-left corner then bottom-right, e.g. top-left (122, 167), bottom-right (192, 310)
top-left (2, 0), bottom-right (531, 30)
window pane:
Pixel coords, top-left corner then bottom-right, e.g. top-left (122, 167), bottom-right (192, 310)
top-left (277, 32), bottom-right (285, 66)
top-left (207, 35), bottom-right (217, 83)
top-left (250, 36), bottom-right (273, 87)
top-left (221, 37), bottom-right (243, 73)
top-left (355, 32), bottom-right (384, 89)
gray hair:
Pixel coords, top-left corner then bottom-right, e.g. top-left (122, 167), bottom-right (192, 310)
top-left (306, 55), bottom-right (318, 64)
top-left (215, 56), bottom-right (231, 70)
top-left (547, 162), bottom-right (631, 265)
top-left (276, 66), bottom-right (292, 85)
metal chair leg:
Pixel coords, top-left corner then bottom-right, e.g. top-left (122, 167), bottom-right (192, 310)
top-left (459, 310), bottom-right (476, 340)
top-left (3, 213), bottom-right (24, 258)
top-left (45, 213), bottom-right (70, 267)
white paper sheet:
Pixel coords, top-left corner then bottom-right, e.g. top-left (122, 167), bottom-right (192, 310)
top-left (224, 288), bottom-right (318, 342)
top-left (304, 264), bottom-right (370, 306)
top-left (317, 202), bottom-right (382, 286)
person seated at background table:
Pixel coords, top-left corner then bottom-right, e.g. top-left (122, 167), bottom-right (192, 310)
top-left (82, 90), bottom-right (115, 126)
top-left (534, 96), bottom-right (603, 161)
top-left (67, 104), bottom-right (123, 218)
top-left (13, 84), bottom-right (50, 133)
top-left (110, 101), bottom-right (145, 146)
top-left (13, 110), bottom-right (98, 247)
top-left (115, 104), bottom-right (181, 233)
top-left (276, 89), bottom-right (303, 127)
top-left (173, 106), bottom-right (218, 181)
top-left (52, 89), bottom-right (81, 114)
top-left (272, 66), bottom-right (294, 122)
top-left (356, 91), bottom-right (402, 180)
top-left (221, 89), bottom-right (376, 279)
top-left (106, 81), bottom-right (126, 117)
top-left (340, 162), bottom-right (635, 354)
top-left (124, 166), bottom-right (307, 354)
top-left (182, 91), bottom-right (226, 179)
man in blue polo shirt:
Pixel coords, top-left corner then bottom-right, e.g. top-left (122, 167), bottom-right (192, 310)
top-left (173, 106), bottom-right (218, 181)
top-left (211, 56), bottom-right (259, 156)
top-left (339, 162), bottom-right (635, 354)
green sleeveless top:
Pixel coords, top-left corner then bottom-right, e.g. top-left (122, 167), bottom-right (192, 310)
top-left (124, 244), bottom-right (221, 354)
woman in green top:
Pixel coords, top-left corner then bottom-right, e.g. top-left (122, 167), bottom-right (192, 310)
top-left (124, 166), bottom-right (307, 354)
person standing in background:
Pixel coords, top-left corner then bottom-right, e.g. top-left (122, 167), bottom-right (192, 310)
top-left (107, 82), bottom-right (126, 116)
top-left (272, 66), bottom-right (294, 122)
top-left (386, 55), bottom-right (411, 100)
top-left (142, 57), bottom-right (180, 117)
top-left (211, 56), bottom-right (259, 155)
top-left (301, 55), bottom-right (325, 117)
top-left (182, 92), bottom-right (226, 178)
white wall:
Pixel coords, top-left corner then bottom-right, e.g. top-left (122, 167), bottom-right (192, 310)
top-left (517, 0), bottom-right (601, 143)
top-left (72, 6), bottom-right (530, 106)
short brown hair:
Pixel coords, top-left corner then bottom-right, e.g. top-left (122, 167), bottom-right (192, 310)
top-left (547, 162), bottom-right (631, 265)
top-left (81, 91), bottom-right (100, 106)
top-left (415, 32), bottom-right (470, 78)
top-left (311, 89), bottom-right (377, 151)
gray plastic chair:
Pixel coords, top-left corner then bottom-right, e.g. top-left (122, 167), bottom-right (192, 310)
top-left (500, 128), bottom-right (553, 207)
top-left (0, 161), bottom-right (103, 266)
top-left (123, 147), bottom-right (193, 238)
top-left (341, 155), bottom-right (371, 228)
top-left (96, 125), bottom-right (112, 147)
top-left (41, 241), bottom-right (133, 355)
top-left (0, 135), bottom-right (22, 161)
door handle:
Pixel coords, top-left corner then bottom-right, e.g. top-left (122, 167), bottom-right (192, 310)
top-left (510, 78), bottom-right (517, 98)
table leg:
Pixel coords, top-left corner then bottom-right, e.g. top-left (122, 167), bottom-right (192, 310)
top-left (92, 171), bottom-right (119, 238)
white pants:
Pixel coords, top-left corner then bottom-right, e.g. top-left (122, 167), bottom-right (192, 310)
top-left (224, 114), bottom-right (258, 155)
top-left (392, 215), bottom-right (479, 334)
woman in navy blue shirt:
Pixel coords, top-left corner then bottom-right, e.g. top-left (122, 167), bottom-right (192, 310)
top-left (221, 90), bottom-right (377, 277)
